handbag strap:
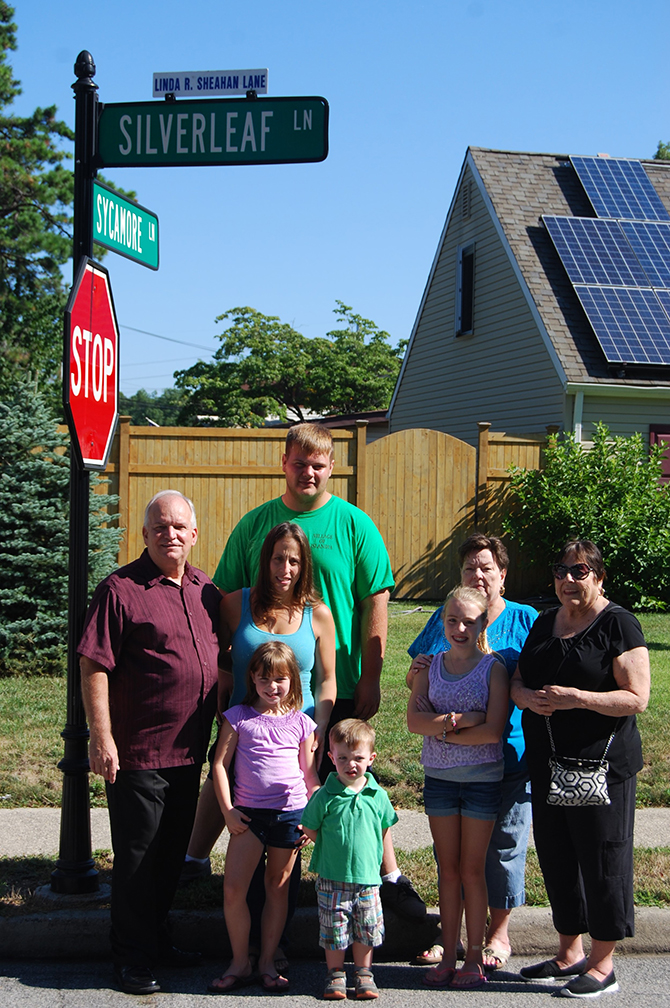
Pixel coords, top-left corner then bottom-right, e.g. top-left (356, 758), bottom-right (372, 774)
top-left (545, 715), bottom-right (616, 765)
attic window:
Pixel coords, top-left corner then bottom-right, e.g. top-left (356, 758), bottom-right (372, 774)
top-left (456, 243), bottom-right (475, 335)
top-left (462, 181), bottom-right (471, 220)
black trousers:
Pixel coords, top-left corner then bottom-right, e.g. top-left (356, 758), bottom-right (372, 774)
top-left (106, 764), bottom-right (202, 965)
top-left (530, 773), bottom-right (636, 942)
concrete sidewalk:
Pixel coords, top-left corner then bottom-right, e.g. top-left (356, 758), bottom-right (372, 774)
top-left (0, 805), bottom-right (668, 857)
top-left (1, 807), bottom-right (668, 960)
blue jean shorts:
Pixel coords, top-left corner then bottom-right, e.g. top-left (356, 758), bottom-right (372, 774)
top-left (423, 774), bottom-right (502, 821)
top-left (236, 806), bottom-right (304, 849)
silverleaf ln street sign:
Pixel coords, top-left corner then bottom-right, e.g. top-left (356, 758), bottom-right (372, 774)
top-left (97, 96), bottom-right (328, 168)
top-left (93, 180), bottom-right (159, 270)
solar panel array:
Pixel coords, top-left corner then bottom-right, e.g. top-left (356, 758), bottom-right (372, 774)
top-left (543, 156), bottom-right (670, 365)
top-left (570, 156), bottom-right (670, 223)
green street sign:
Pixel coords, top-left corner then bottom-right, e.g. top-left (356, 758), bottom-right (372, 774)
top-left (97, 96), bottom-right (328, 168)
top-left (93, 181), bottom-right (159, 270)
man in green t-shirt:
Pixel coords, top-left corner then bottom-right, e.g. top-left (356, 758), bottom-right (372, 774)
top-left (183, 423), bottom-right (426, 921)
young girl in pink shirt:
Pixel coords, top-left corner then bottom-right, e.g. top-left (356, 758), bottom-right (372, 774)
top-left (208, 640), bottom-right (320, 994)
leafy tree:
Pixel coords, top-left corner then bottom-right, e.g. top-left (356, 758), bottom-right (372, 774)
top-left (119, 388), bottom-right (187, 426)
top-left (174, 301), bottom-right (405, 426)
top-left (654, 141), bottom-right (670, 161)
top-left (0, 380), bottom-right (122, 675)
top-left (503, 422), bottom-right (670, 611)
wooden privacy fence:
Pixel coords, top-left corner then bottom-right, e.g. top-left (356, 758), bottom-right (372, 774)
top-left (98, 419), bottom-right (553, 598)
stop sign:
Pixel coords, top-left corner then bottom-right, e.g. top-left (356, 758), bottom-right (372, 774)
top-left (64, 258), bottom-right (119, 470)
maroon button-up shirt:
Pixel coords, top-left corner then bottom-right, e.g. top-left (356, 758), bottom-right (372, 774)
top-left (78, 550), bottom-right (220, 771)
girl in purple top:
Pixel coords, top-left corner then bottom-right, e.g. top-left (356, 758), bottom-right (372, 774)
top-left (209, 641), bottom-right (320, 994)
top-left (407, 587), bottom-right (508, 991)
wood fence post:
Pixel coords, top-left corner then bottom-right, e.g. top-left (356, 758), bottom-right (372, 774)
top-left (476, 421), bottom-right (491, 529)
top-left (356, 420), bottom-right (368, 512)
top-left (118, 416), bottom-right (131, 565)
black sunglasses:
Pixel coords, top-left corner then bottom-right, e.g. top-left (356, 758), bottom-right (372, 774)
top-left (552, 563), bottom-right (593, 581)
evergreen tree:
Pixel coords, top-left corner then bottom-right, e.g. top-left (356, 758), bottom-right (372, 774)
top-left (0, 3), bottom-right (74, 405)
top-left (0, 381), bottom-right (121, 675)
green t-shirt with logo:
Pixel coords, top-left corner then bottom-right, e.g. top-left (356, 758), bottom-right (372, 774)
top-left (212, 495), bottom-right (394, 700)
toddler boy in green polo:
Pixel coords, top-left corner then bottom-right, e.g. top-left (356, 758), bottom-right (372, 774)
top-left (302, 771), bottom-right (398, 883)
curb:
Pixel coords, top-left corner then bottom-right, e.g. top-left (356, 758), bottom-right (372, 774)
top-left (1, 905), bottom-right (668, 961)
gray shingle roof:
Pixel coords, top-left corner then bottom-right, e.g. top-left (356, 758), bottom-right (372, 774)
top-left (469, 147), bottom-right (670, 386)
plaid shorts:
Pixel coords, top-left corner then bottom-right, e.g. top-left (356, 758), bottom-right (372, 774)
top-left (315, 877), bottom-right (384, 950)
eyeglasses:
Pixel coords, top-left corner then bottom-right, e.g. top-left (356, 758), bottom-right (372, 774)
top-left (552, 563), bottom-right (593, 581)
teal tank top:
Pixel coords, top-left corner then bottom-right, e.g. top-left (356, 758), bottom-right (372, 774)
top-left (229, 588), bottom-right (316, 715)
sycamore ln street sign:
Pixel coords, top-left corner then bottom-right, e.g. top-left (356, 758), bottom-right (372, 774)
top-left (93, 181), bottom-right (159, 270)
top-left (97, 95), bottom-right (328, 168)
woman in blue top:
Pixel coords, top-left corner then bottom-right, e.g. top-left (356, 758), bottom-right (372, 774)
top-left (221, 521), bottom-right (337, 763)
top-left (408, 534), bottom-right (536, 971)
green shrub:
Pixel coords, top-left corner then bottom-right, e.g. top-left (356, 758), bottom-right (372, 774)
top-left (503, 422), bottom-right (670, 610)
top-left (0, 381), bottom-right (122, 674)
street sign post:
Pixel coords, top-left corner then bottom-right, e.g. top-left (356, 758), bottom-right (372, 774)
top-left (93, 181), bottom-right (159, 270)
top-left (64, 257), bottom-right (119, 471)
top-left (98, 95), bottom-right (328, 168)
top-left (153, 68), bottom-right (268, 97)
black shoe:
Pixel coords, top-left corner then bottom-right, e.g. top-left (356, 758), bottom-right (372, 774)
top-left (178, 856), bottom-right (212, 886)
top-left (559, 971), bottom-right (619, 998)
top-left (520, 958), bottom-right (588, 983)
top-left (114, 965), bottom-right (161, 995)
top-left (159, 946), bottom-right (203, 967)
top-left (380, 874), bottom-right (427, 919)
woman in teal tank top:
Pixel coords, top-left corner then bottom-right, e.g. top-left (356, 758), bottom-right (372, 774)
top-left (220, 522), bottom-right (336, 759)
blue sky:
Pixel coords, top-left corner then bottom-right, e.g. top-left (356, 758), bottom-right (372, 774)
top-left (10, 0), bottom-right (670, 396)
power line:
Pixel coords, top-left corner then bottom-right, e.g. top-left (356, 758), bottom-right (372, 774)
top-left (120, 324), bottom-right (215, 352)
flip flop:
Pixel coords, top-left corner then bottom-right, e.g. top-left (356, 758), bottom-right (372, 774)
top-left (451, 965), bottom-right (487, 990)
top-left (207, 973), bottom-right (254, 994)
top-left (482, 945), bottom-right (511, 970)
top-left (260, 972), bottom-right (290, 993)
top-left (423, 965), bottom-right (456, 988)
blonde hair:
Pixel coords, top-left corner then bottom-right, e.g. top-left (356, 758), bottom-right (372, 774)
top-left (242, 641), bottom-right (303, 711)
top-left (442, 585), bottom-right (491, 653)
top-left (329, 718), bottom-right (376, 752)
top-left (285, 422), bottom-right (334, 460)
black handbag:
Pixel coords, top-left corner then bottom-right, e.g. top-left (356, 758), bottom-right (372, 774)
top-left (546, 716), bottom-right (615, 806)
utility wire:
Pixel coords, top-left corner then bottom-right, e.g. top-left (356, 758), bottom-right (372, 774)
top-left (120, 324), bottom-right (215, 353)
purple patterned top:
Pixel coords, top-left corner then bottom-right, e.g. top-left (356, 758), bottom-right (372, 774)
top-left (421, 652), bottom-right (503, 769)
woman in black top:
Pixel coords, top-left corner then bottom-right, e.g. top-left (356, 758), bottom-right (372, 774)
top-left (511, 541), bottom-right (649, 999)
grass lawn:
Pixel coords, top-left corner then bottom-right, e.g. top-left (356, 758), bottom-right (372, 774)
top-left (0, 603), bottom-right (668, 809)
top-left (2, 845), bottom-right (670, 915)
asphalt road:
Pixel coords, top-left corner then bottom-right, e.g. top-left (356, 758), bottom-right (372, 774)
top-left (1, 956), bottom-right (670, 1007)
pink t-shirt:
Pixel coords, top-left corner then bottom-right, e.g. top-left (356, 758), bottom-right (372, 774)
top-left (224, 705), bottom-right (317, 810)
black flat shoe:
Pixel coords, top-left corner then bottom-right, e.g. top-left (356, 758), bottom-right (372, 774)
top-left (114, 965), bottom-right (161, 995)
top-left (520, 957), bottom-right (588, 983)
top-left (560, 971), bottom-right (619, 998)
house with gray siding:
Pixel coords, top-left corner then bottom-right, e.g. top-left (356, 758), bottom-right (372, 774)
top-left (388, 147), bottom-right (670, 451)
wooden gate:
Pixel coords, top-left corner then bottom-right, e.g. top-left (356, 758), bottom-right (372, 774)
top-left (364, 429), bottom-right (476, 599)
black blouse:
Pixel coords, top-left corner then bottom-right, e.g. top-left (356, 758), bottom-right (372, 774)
top-left (518, 603), bottom-right (647, 783)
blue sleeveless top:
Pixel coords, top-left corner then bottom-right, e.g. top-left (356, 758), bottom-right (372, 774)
top-left (229, 588), bottom-right (316, 715)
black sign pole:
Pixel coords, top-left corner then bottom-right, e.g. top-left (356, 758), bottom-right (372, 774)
top-left (51, 51), bottom-right (99, 894)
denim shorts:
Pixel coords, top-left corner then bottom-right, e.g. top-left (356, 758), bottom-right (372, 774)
top-left (423, 774), bottom-right (502, 821)
top-left (236, 806), bottom-right (304, 849)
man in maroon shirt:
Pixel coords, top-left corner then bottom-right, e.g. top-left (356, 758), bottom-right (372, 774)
top-left (79, 490), bottom-right (220, 995)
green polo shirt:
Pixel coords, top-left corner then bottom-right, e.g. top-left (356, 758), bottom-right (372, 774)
top-left (302, 772), bottom-right (398, 885)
